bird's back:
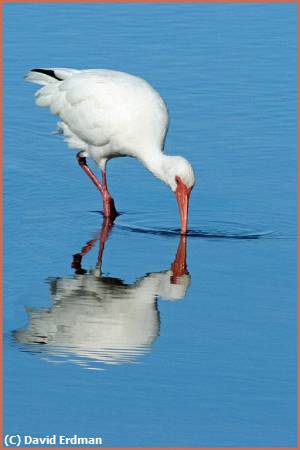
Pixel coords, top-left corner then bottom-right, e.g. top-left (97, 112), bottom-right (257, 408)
top-left (27, 68), bottom-right (169, 156)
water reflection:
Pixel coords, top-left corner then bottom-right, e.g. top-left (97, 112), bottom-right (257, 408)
top-left (14, 218), bottom-right (191, 369)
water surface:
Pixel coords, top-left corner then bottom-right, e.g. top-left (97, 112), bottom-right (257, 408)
top-left (3, 3), bottom-right (297, 447)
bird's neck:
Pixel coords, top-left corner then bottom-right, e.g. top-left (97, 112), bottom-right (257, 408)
top-left (138, 151), bottom-right (169, 185)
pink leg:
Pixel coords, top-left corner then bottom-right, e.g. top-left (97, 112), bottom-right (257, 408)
top-left (71, 217), bottom-right (114, 274)
top-left (102, 170), bottom-right (108, 190)
top-left (101, 169), bottom-right (118, 219)
top-left (76, 153), bottom-right (118, 219)
top-left (72, 237), bottom-right (98, 274)
top-left (97, 217), bottom-right (114, 268)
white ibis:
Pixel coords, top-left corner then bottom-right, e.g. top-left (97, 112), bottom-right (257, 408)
top-left (26, 68), bottom-right (195, 233)
top-left (14, 219), bottom-right (191, 367)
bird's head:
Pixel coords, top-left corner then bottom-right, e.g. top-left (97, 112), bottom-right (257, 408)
top-left (163, 156), bottom-right (195, 235)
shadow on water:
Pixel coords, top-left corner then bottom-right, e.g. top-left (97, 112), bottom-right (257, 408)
top-left (12, 217), bottom-right (191, 370)
top-left (91, 210), bottom-right (274, 239)
top-left (116, 224), bottom-right (272, 239)
top-left (117, 217), bottom-right (274, 240)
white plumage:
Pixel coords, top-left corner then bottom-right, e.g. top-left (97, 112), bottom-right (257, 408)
top-left (26, 68), bottom-right (195, 232)
top-left (14, 250), bottom-right (190, 368)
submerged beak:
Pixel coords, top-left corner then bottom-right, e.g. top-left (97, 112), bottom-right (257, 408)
top-left (175, 177), bottom-right (192, 235)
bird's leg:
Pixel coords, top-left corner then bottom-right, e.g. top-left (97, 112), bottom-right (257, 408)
top-left (72, 237), bottom-right (98, 275)
top-left (96, 217), bottom-right (114, 270)
top-left (101, 169), bottom-right (118, 219)
top-left (71, 216), bottom-right (114, 275)
top-left (76, 152), bottom-right (104, 194)
top-left (102, 170), bottom-right (108, 190)
top-left (76, 152), bottom-right (118, 219)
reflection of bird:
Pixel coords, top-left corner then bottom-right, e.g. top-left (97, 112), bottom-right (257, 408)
top-left (14, 219), bottom-right (191, 369)
top-left (26, 68), bottom-right (195, 234)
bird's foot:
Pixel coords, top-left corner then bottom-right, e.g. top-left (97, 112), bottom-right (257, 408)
top-left (71, 254), bottom-right (87, 275)
top-left (103, 192), bottom-right (118, 220)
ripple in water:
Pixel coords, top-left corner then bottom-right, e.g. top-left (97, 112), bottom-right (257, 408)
top-left (115, 213), bottom-right (273, 240)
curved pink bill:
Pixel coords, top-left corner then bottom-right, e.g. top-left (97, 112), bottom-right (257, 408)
top-left (175, 177), bottom-right (192, 235)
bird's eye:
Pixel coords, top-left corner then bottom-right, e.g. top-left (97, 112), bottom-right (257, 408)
top-left (175, 176), bottom-right (180, 184)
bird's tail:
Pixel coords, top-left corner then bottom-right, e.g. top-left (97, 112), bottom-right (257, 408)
top-left (25, 68), bottom-right (79, 85)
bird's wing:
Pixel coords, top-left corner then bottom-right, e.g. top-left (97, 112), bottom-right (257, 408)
top-left (35, 72), bottom-right (122, 147)
top-left (30, 69), bottom-right (169, 151)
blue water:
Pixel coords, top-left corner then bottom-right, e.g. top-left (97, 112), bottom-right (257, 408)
top-left (3, 3), bottom-right (297, 448)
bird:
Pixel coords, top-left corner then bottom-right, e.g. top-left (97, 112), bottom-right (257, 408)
top-left (14, 218), bottom-right (191, 369)
top-left (25, 68), bottom-right (195, 234)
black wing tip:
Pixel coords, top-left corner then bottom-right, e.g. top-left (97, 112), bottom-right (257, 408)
top-left (31, 68), bottom-right (63, 81)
